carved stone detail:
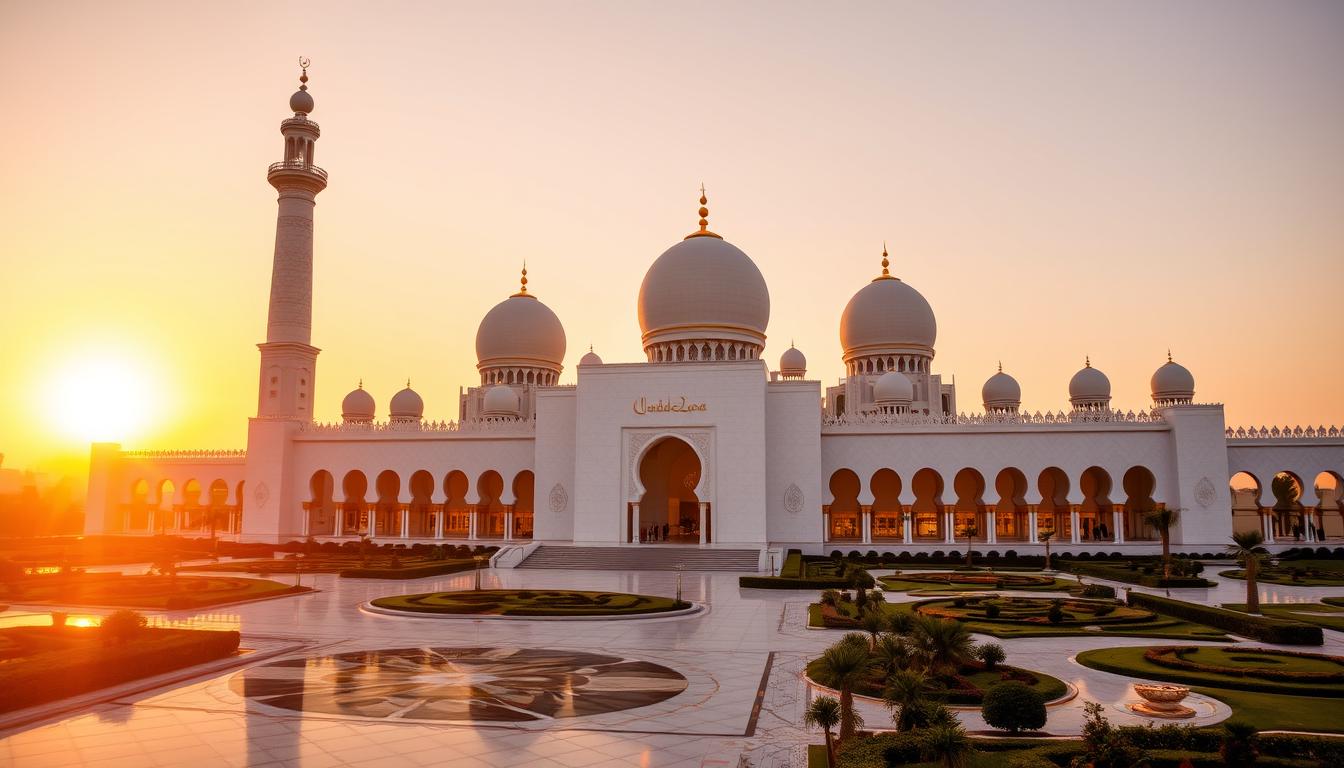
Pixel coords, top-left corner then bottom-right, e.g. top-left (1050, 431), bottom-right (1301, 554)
top-left (784, 483), bottom-right (804, 514)
top-left (548, 483), bottom-right (568, 514)
top-left (253, 482), bottom-right (270, 509)
top-left (1194, 477), bottom-right (1216, 509)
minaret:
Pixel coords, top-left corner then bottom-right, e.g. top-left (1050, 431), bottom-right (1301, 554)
top-left (257, 58), bottom-right (327, 419)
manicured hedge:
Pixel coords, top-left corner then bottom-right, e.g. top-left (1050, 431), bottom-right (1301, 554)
top-left (0, 627), bottom-right (241, 713)
top-left (1064, 560), bottom-right (1211, 588)
top-left (1145, 646), bottom-right (1344, 683)
top-left (739, 575), bottom-right (852, 589)
top-left (1126, 592), bottom-right (1324, 645)
top-left (338, 560), bottom-right (478, 579)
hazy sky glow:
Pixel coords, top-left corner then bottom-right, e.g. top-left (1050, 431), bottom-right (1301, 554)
top-left (2, 1), bottom-right (1342, 474)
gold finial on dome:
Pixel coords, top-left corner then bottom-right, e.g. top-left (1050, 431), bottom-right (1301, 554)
top-left (298, 56), bottom-right (310, 91)
top-left (684, 183), bottom-right (723, 240)
top-left (873, 241), bottom-right (897, 281)
top-left (998, 360), bottom-right (1003, 373)
top-left (1167, 349), bottom-right (1173, 363)
top-left (358, 378), bottom-right (363, 389)
top-left (512, 262), bottom-right (533, 298)
top-left (1085, 356), bottom-right (1091, 368)
top-left (406, 378), bottom-right (411, 388)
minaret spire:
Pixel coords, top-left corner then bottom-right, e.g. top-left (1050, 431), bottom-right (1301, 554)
top-left (512, 262), bottom-right (532, 297)
top-left (257, 60), bottom-right (328, 420)
top-left (684, 183), bottom-right (722, 240)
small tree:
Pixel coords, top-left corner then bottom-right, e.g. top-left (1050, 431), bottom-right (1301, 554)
top-left (1074, 700), bottom-right (1145, 768)
top-left (874, 633), bottom-right (911, 679)
top-left (1228, 529), bottom-right (1270, 615)
top-left (884, 668), bottom-right (931, 732)
top-left (910, 615), bottom-right (975, 675)
top-left (981, 682), bottom-right (1046, 733)
top-left (1039, 529), bottom-right (1055, 571)
top-left (812, 640), bottom-right (871, 743)
top-left (803, 695), bottom-right (842, 768)
top-left (1047, 600), bottom-right (1065, 624)
top-left (860, 608), bottom-right (887, 650)
top-left (358, 531), bottom-right (372, 567)
top-left (101, 609), bottom-right (148, 644)
top-left (921, 721), bottom-right (973, 768)
top-left (976, 642), bottom-right (1006, 670)
top-left (888, 610), bottom-right (915, 636)
top-left (1143, 507), bottom-right (1180, 580)
top-left (958, 524), bottom-right (978, 567)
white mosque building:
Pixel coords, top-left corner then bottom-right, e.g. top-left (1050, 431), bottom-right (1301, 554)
top-left (84, 70), bottom-right (1344, 566)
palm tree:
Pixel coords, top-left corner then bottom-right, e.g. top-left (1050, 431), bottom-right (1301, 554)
top-left (888, 609), bottom-right (915, 636)
top-left (804, 695), bottom-right (842, 767)
top-left (1039, 528), bottom-right (1055, 571)
top-left (921, 721), bottom-right (973, 768)
top-left (911, 615), bottom-right (975, 676)
top-left (874, 633), bottom-right (911, 679)
top-left (958, 523), bottom-right (977, 567)
top-left (812, 640), bottom-right (872, 743)
top-left (1228, 529), bottom-right (1270, 615)
top-left (1143, 507), bottom-right (1180, 580)
top-left (884, 668), bottom-right (931, 731)
top-left (860, 608), bottom-right (887, 650)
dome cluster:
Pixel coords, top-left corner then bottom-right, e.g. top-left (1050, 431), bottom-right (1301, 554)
top-left (340, 381), bottom-right (426, 424)
top-left (977, 355), bottom-right (1197, 413)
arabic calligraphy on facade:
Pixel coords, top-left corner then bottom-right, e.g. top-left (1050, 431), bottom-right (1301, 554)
top-left (632, 396), bottom-right (708, 415)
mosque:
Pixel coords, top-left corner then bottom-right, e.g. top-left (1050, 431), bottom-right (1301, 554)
top-left (84, 69), bottom-right (1344, 567)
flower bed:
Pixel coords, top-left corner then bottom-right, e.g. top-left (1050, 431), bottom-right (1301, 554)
top-left (915, 595), bottom-right (1154, 626)
top-left (370, 589), bottom-right (689, 617)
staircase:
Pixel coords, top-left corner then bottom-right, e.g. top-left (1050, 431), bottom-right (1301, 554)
top-left (517, 545), bottom-right (761, 571)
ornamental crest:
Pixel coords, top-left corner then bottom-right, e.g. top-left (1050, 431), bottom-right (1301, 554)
top-left (784, 483), bottom-right (804, 514)
top-left (253, 482), bottom-right (270, 509)
top-left (548, 483), bottom-right (568, 514)
top-left (1194, 477), bottom-right (1216, 509)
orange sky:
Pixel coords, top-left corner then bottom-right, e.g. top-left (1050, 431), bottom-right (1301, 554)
top-left (2, 2), bottom-right (1342, 478)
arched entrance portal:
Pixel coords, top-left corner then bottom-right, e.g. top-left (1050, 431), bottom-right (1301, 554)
top-left (633, 437), bottom-right (707, 544)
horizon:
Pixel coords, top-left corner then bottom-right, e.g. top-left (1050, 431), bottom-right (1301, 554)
top-left (2, 1), bottom-right (1343, 479)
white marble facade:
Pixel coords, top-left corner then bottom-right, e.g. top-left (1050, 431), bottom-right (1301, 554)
top-left (83, 74), bottom-right (1344, 554)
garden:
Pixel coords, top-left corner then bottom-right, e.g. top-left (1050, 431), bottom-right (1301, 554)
top-left (369, 589), bottom-right (691, 617)
top-left (0, 610), bottom-right (241, 714)
top-left (3, 571), bottom-right (310, 610)
top-left (1218, 558), bottom-right (1344, 587)
top-left (877, 571), bottom-right (1076, 594)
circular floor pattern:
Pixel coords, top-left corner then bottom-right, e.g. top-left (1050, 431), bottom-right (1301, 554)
top-left (230, 646), bottom-right (689, 723)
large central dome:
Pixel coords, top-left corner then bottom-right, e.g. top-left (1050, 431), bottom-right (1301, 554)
top-left (637, 192), bottom-right (770, 362)
top-left (839, 251), bottom-right (937, 362)
top-left (475, 267), bottom-right (566, 384)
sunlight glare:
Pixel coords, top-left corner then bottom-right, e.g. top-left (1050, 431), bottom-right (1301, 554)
top-left (47, 352), bottom-right (157, 444)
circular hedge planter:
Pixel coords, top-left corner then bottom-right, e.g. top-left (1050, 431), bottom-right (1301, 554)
top-left (805, 657), bottom-right (1070, 707)
top-left (369, 589), bottom-right (693, 618)
top-left (880, 572), bottom-right (1059, 590)
top-left (1076, 645), bottom-right (1344, 698)
top-left (915, 596), bottom-right (1153, 627)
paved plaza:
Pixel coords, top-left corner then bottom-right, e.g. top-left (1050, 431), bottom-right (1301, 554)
top-left (1, 566), bottom-right (1341, 767)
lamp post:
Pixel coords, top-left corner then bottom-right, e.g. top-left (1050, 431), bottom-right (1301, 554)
top-left (768, 551), bottom-right (776, 577)
top-left (473, 554), bottom-right (486, 591)
top-left (675, 563), bottom-right (684, 605)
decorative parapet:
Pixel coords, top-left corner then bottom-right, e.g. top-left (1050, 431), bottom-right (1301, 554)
top-left (1226, 425), bottom-right (1343, 440)
top-left (120, 449), bottom-right (246, 459)
top-left (823, 409), bottom-right (1166, 430)
top-left (300, 417), bottom-right (536, 435)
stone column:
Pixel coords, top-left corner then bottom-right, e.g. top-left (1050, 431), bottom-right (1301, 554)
top-left (1304, 508), bottom-right (1318, 543)
top-left (1070, 507), bottom-right (1081, 544)
top-left (401, 506), bottom-right (410, 539)
top-left (504, 506), bottom-right (514, 541)
top-left (986, 511), bottom-right (997, 544)
top-left (630, 502), bottom-right (640, 543)
top-left (333, 511), bottom-right (341, 537)
top-left (1028, 507), bottom-right (1039, 544)
top-left (367, 508), bottom-right (377, 541)
top-left (699, 502), bottom-right (709, 545)
top-left (944, 511), bottom-right (955, 545)
top-left (861, 505), bottom-right (872, 544)
top-left (468, 509), bottom-right (477, 540)
top-left (1113, 510), bottom-right (1125, 544)
top-left (301, 506), bottom-right (310, 537)
top-left (435, 507), bottom-right (444, 539)
top-left (822, 511), bottom-right (831, 543)
top-left (903, 510), bottom-right (913, 545)
top-left (1262, 510), bottom-right (1274, 543)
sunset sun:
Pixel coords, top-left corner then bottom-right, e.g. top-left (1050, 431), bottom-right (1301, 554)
top-left (47, 353), bottom-right (157, 444)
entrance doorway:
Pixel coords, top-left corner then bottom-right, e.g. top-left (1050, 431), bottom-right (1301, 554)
top-left (633, 437), bottom-right (708, 543)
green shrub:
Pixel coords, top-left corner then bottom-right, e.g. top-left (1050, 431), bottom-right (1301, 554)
top-left (1080, 584), bottom-right (1117, 599)
top-left (339, 560), bottom-right (476, 579)
top-left (981, 682), bottom-right (1046, 733)
top-left (977, 642), bottom-right (1007, 669)
top-left (100, 609), bottom-right (147, 644)
top-left (984, 603), bottom-right (1001, 619)
top-left (1046, 600), bottom-right (1064, 624)
top-left (1126, 592), bottom-right (1324, 645)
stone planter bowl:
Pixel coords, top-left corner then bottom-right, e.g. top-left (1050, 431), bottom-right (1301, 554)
top-left (1132, 683), bottom-right (1190, 712)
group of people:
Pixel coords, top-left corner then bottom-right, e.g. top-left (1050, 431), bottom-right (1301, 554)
top-left (642, 522), bottom-right (671, 542)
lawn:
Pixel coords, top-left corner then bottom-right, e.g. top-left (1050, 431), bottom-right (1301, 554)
top-left (0, 624), bottom-right (241, 713)
top-left (371, 589), bottom-right (689, 616)
top-left (878, 572), bottom-right (1077, 594)
top-left (1222, 601), bottom-right (1344, 632)
top-left (1219, 559), bottom-right (1344, 587)
top-left (812, 599), bottom-right (1229, 641)
top-left (7, 573), bottom-right (310, 609)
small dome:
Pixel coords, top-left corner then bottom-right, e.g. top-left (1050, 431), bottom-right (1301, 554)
top-left (638, 235), bottom-right (770, 350)
top-left (341, 384), bottom-right (375, 422)
top-left (1069, 360), bottom-right (1112, 405)
top-left (982, 367), bottom-right (1022, 410)
top-left (389, 383), bottom-right (423, 420)
top-left (1151, 355), bottom-right (1195, 403)
top-left (579, 348), bottom-right (603, 366)
top-left (481, 385), bottom-right (520, 418)
top-left (475, 291), bottom-right (566, 371)
top-left (289, 89), bottom-right (314, 115)
top-left (840, 273), bottom-right (937, 359)
top-left (779, 345), bottom-right (807, 377)
top-left (873, 371), bottom-right (914, 404)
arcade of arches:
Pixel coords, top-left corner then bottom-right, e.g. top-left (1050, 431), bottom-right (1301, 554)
top-left (304, 469), bottom-right (536, 541)
top-left (823, 466), bottom-right (1163, 545)
top-left (1230, 470), bottom-right (1343, 544)
top-left (630, 437), bottom-right (710, 544)
top-left (119, 478), bottom-right (243, 535)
